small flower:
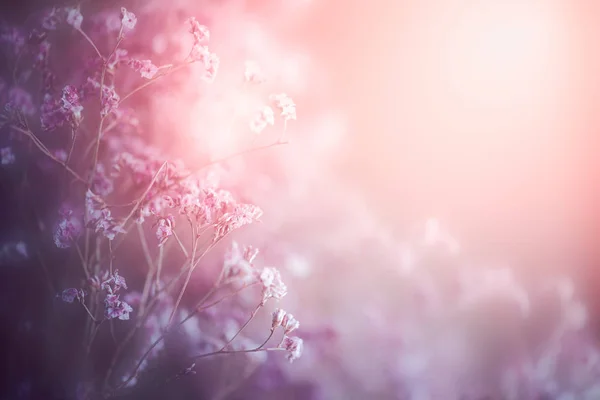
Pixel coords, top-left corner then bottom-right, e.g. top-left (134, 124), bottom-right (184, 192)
top-left (282, 313), bottom-right (300, 334)
top-left (1, 147), bottom-right (15, 165)
top-left (120, 8), bottom-right (137, 31)
top-left (260, 267), bottom-right (287, 303)
top-left (269, 93), bottom-right (296, 122)
top-left (250, 106), bottom-right (275, 134)
top-left (100, 85), bottom-right (120, 117)
top-left (214, 203), bottom-right (263, 241)
top-left (107, 48), bottom-right (129, 71)
top-left (280, 336), bottom-right (303, 363)
top-left (244, 245), bottom-right (259, 264)
top-left (60, 288), bottom-right (84, 303)
top-left (61, 85), bottom-right (83, 126)
top-left (244, 60), bottom-right (265, 84)
top-left (53, 206), bottom-right (83, 249)
top-left (202, 51), bottom-right (219, 82)
top-left (104, 294), bottom-right (133, 320)
top-left (272, 308), bottom-right (286, 330)
top-left (187, 17), bottom-right (210, 42)
top-left (128, 59), bottom-right (158, 79)
top-left (101, 270), bottom-right (128, 294)
top-left (155, 216), bottom-right (174, 246)
top-left (66, 8), bottom-right (83, 30)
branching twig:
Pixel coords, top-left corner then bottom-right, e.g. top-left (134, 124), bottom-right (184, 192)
top-left (11, 125), bottom-right (86, 183)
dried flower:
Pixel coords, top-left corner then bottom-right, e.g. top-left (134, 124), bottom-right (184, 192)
top-left (269, 93), bottom-right (296, 122)
top-left (155, 216), bottom-right (174, 246)
top-left (214, 203), bottom-right (263, 241)
top-left (272, 308), bottom-right (286, 330)
top-left (60, 288), bottom-right (84, 303)
top-left (101, 270), bottom-right (128, 294)
top-left (128, 59), bottom-right (158, 79)
top-left (280, 336), bottom-right (303, 362)
top-left (120, 8), bottom-right (137, 31)
top-left (187, 17), bottom-right (210, 42)
top-left (250, 106), bottom-right (275, 134)
top-left (104, 294), bottom-right (133, 320)
top-left (282, 313), bottom-right (300, 334)
top-left (66, 8), bottom-right (83, 30)
top-left (260, 267), bottom-right (287, 303)
top-left (53, 206), bottom-right (83, 249)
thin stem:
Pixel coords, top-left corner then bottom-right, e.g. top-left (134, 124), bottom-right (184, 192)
top-left (192, 346), bottom-right (283, 362)
top-left (118, 63), bottom-right (190, 105)
top-left (84, 319), bottom-right (104, 365)
top-left (81, 301), bottom-right (99, 323)
top-left (121, 161), bottom-right (168, 226)
top-left (167, 228), bottom-right (199, 326)
top-left (89, 27), bottom-right (123, 185)
top-left (11, 126), bottom-right (86, 183)
top-left (77, 28), bottom-right (104, 61)
top-left (171, 230), bottom-right (189, 258)
top-left (137, 223), bottom-right (155, 316)
top-left (219, 304), bottom-right (262, 352)
top-left (155, 245), bottom-right (164, 293)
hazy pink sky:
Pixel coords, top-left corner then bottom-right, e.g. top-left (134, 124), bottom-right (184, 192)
top-left (268, 0), bottom-right (600, 275)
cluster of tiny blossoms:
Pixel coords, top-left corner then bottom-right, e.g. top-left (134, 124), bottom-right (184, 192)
top-left (1, 2), bottom-right (302, 398)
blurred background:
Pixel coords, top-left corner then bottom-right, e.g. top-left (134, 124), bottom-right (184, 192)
top-left (2, 0), bottom-right (600, 398)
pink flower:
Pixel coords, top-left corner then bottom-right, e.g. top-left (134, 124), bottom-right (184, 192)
top-left (100, 85), bottom-right (120, 117)
top-left (259, 267), bottom-right (287, 303)
top-left (223, 242), bottom-right (256, 285)
top-left (155, 216), bottom-right (174, 247)
top-left (213, 203), bottom-right (262, 241)
top-left (280, 336), bottom-right (303, 362)
top-left (66, 8), bottom-right (83, 30)
top-left (60, 288), bottom-right (84, 303)
top-left (187, 41), bottom-right (219, 81)
top-left (120, 8), bottom-right (137, 31)
top-left (250, 106), bottom-right (275, 134)
top-left (244, 245), bottom-right (259, 264)
top-left (187, 17), bottom-right (210, 42)
top-left (107, 49), bottom-right (129, 71)
top-left (104, 294), bottom-right (133, 320)
top-left (244, 61), bottom-right (266, 84)
top-left (85, 78), bottom-right (120, 117)
top-left (272, 308), bottom-right (286, 329)
top-left (1, 147), bottom-right (15, 165)
top-left (53, 207), bottom-right (83, 249)
top-left (85, 190), bottom-right (125, 240)
top-left (128, 59), bottom-right (158, 79)
top-left (101, 270), bottom-right (128, 294)
top-left (269, 93), bottom-right (296, 122)
top-left (282, 313), bottom-right (300, 334)
top-left (61, 85), bottom-right (83, 126)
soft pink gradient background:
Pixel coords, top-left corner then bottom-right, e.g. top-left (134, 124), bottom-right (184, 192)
top-left (275, 0), bottom-right (598, 284)
top-left (152, 0), bottom-right (600, 321)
